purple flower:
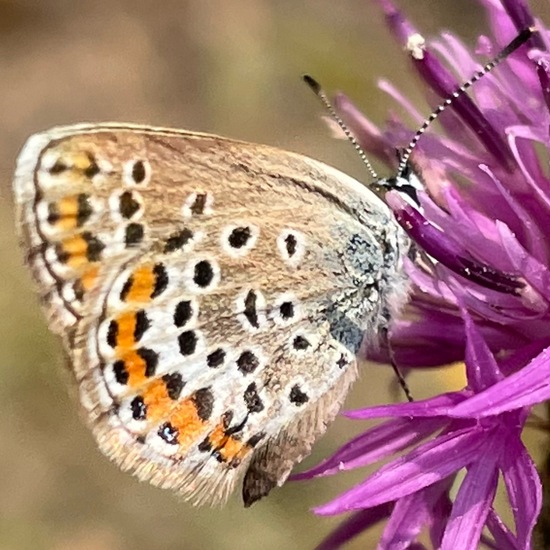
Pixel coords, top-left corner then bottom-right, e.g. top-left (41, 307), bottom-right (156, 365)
top-left (295, 1), bottom-right (550, 548)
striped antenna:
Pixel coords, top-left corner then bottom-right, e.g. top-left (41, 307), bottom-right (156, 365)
top-left (397, 26), bottom-right (536, 177)
top-left (303, 74), bottom-right (380, 181)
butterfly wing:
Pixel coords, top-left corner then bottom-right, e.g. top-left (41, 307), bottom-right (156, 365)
top-left (14, 124), bottom-right (408, 505)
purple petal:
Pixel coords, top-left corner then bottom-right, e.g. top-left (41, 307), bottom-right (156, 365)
top-left (428, 487), bottom-right (454, 548)
top-left (386, 191), bottom-right (523, 294)
top-left (535, 56), bottom-right (550, 113)
top-left (315, 504), bottom-right (393, 550)
top-left (461, 305), bottom-right (503, 390)
top-left (485, 508), bottom-right (521, 550)
top-left (497, 221), bottom-right (550, 305)
top-left (507, 126), bottom-right (550, 215)
top-left (375, 0), bottom-right (417, 45)
top-left (498, 435), bottom-right (542, 547)
top-left (498, 339), bottom-right (550, 376)
top-left (379, 479), bottom-right (450, 549)
top-left (440, 453), bottom-right (499, 550)
top-left (314, 428), bottom-right (485, 515)
top-left (448, 346), bottom-right (550, 417)
top-left (345, 391), bottom-right (467, 419)
top-left (292, 417), bottom-right (445, 479)
top-left (500, 0), bottom-right (534, 30)
top-left (378, 0), bottom-right (512, 166)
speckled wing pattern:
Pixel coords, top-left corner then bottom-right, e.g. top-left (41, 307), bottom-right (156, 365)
top-left (13, 124), bottom-right (407, 506)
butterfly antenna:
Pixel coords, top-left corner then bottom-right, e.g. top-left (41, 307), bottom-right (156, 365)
top-left (303, 74), bottom-right (380, 181)
top-left (397, 26), bottom-right (536, 176)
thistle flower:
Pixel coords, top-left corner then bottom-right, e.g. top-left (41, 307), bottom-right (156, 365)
top-left (295, 1), bottom-right (550, 548)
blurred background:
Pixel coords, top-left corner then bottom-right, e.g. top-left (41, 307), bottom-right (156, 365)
top-left (0, 1), bottom-right (548, 549)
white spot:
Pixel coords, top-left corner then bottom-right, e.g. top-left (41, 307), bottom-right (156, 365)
top-left (182, 192), bottom-right (214, 219)
top-left (44, 245), bottom-right (74, 277)
top-left (183, 256), bottom-right (221, 294)
top-left (235, 288), bottom-right (266, 332)
top-left (61, 282), bottom-right (77, 304)
top-left (407, 33), bottom-right (426, 60)
top-left (272, 292), bottom-right (301, 326)
top-left (123, 159), bottom-right (151, 187)
top-left (40, 150), bottom-right (63, 172)
top-left (109, 189), bottom-right (144, 222)
top-left (277, 229), bottom-right (306, 267)
top-left (221, 224), bottom-right (259, 258)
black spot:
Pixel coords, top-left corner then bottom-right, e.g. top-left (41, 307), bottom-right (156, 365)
top-left (73, 279), bottom-right (85, 302)
top-left (280, 301), bottom-right (294, 320)
top-left (285, 233), bottom-right (297, 256)
top-left (221, 410), bottom-right (234, 428)
top-left (82, 232), bottom-right (105, 262)
top-left (207, 348), bottom-right (225, 368)
top-left (164, 228), bottom-right (193, 253)
top-left (134, 310), bottom-right (150, 342)
top-left (137, 348), bottom-right (158, 377)
top-left (47, 202), bottom-right (60, 225)
top-left (113, 360), bottom-right (129, 385)
top-left (131, 160), bottom-right (147, 184)
top-left (130, 396), bottom-right (147, 420)
top-left (193, 260), bottom-right (214, 288)
top-left (77, 194), bottom-right (93, 226)
top-left (237, 351), bottom-right (260, 374)
top-left (125, 223), bottom-right (144, 246)
top-left (163, 372), bottom-right (185, 400)
top-left (120, 276), bottom-right (133, 301)
top-left (158, 422), bottom-right (179, 445)
top-left (243, 290), bottom-right (259, 328)
top-left (289, 384), bottom-right (309, 406)
top-left (136, 435), bottom-right (146, 444)
top-left (193, 388), bottom-right (214, 421)
top-left (247, 432), bottom-right (265, 448)
top-left (83, 154), bottom-right (100, 179)
top-left (49, 159), bottom-right (67, 174)
top-left (107, 319), bottom-right (118, 348)
top-left (119, 191), bottom-right (141, 219)
top-left (190, 193), bottom-right (207, 215)
top-left (244, 383), bottom-right (264, 413)
top-left (174, 300), bottom-right (193, 327)
top-left (293, 335), bottom-right (310, 350)
top-left (337, 354), bottom-right (348, 369)
top-left (228, 226), bottom-right (252, 249)
top-left (198, 437), bottom-right (212, 453)
top-left (55, 243), bottom-right (69, 264)
top-left (152, 264), bottom-right (169, 298)
top-left (178, 330), bottom-right (198, 356)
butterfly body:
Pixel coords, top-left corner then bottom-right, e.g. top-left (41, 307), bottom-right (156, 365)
top-left (14, 124), bottom-right (408, 505)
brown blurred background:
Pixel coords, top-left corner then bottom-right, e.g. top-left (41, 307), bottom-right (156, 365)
top-left (1, 1), bottom-right (548, 549)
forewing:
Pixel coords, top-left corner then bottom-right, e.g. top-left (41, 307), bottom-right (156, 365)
top-left (14, 124), bottom-right (398, 504)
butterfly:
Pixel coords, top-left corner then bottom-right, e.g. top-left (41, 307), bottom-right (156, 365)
top-left (13, 123), bottom-right (409, 506)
